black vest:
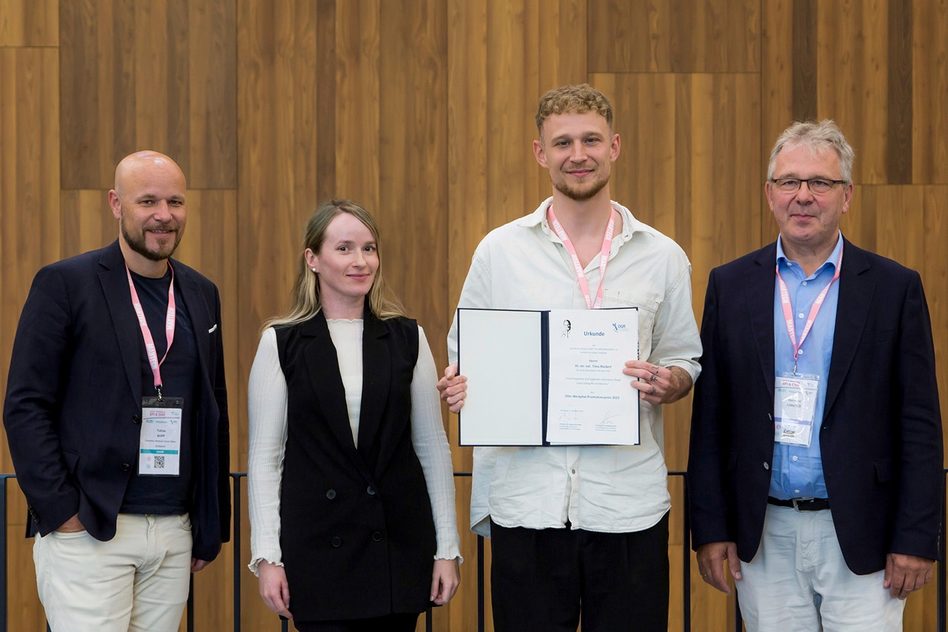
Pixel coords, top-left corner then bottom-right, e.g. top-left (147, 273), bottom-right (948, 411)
top-left (274, 308), bottom-right (436, 621)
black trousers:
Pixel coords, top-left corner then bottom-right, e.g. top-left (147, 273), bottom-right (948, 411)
top-left (490, 514), bottom-right (669, 632)
top-left (294, 612), bottom-right (419, 632)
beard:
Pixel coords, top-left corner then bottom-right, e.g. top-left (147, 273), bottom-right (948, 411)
top-left (120, 215), bottom-right (182, 262)
top-left (554, 171), bottom-right (610, 201)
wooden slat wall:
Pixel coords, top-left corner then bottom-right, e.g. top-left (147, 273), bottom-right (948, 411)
top-left (0, 1), bottom-right (945, 630)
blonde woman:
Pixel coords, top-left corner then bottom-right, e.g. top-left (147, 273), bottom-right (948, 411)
top-left (248, 200), bottom-right (460, 631)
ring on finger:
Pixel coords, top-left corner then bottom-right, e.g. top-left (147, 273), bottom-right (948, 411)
top-left (650, 385), bottom-right (656, 395)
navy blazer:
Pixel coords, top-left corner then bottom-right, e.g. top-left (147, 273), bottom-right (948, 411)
top-left (3, 241), bottom-right (230, 561)
top-left (688, 238), bottom-right (942, 574)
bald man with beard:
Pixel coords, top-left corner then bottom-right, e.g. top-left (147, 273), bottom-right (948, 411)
top-left (4, 151), bottom-right (230, 632)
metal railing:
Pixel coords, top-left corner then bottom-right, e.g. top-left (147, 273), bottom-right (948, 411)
top-left (1, 471), bottom-right (945, 631)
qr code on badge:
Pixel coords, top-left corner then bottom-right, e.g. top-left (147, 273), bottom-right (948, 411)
top-left (154, 455), bottom-right (165, 469)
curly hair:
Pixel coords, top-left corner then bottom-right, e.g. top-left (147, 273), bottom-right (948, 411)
top-left (535, 83), bottom-right (614, 133)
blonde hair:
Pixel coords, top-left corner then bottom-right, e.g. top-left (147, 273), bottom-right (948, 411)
top-left (265, 199), bottom-right (406, 329)
top-left (535, 83), bottom-right (614, 133)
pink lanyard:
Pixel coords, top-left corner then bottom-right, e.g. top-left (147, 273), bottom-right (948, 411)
top-left (776, 248), bottom-right (842, 373)
top-left (547, 206), bottom-right (618, 309)
top-left (126, 264), bottom-right (176, 397)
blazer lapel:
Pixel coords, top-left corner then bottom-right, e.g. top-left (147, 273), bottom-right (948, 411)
top-left (747, 244), bottom-right (777, 401)
top-left (300, 312), bottom-right (366, 469)
top-left (356, 308), bottom-right (390, 460)
top-left (96, 242), bottom-right (143, 408)
top-left (824, 239), bottom-right (874, 418)
top-left (173, 263), bottom-right (212, 382)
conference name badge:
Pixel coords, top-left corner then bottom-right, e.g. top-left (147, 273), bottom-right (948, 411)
top-left (139, 396), bottom-right (184, 476)
top-left (773, 374), bottom-right (819, 447)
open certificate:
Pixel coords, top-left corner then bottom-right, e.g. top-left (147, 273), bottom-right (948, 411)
top-left (456, 307), bottom-right (639, 446)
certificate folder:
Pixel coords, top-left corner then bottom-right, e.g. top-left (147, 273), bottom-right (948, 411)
top-left (457, 307), bottom-right (639, 446)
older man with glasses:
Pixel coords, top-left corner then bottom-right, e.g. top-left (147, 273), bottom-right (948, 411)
top-left (688, 120), bottom-right (943, 631)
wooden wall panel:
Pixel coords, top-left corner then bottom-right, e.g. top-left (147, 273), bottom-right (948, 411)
top-left (377, 0), bottom-right (448, 366)
top-left (816, 0), bottom-right (890, 184)
top-left (3, 480), bottom-right (46, 632)
top-left (445, 0), bottom-right (488, 472)
top-left (59, 0), bottom-right (131, 187)
top-left (912, 0), bottom-right (948, 184)
top-left (445, 0), bottom-right (488, 309)
top-left (588, 0), bottom-right (760, 73)
top-left (536, 0), bottom-right (587, 101)
top-left (188, 0), bottom-right (238, 188)
top-left (133, 1), bottom-right (179, 156)
top-left (0, 0), bottom-right (57, 46)
top-left (60, 190), bottom-right (115, 255)
top-left (858, 186), bottom-right (926, 272)
top-left (60, 0), bottom-right (236, 189)
top-left (334, 0), bottom-right (380, 210)
top-left (485, 0), bottom-right (533, 229)
top-left (763, 0), bottom-right (944, 187)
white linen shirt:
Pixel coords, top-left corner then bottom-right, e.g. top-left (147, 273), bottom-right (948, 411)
top-left (448, 198), bottom-right (701, 536)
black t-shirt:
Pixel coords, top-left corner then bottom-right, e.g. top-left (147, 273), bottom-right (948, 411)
top-left (120, 268), bottom-right (197, 514)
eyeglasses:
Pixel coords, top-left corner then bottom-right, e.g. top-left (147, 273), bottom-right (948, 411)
top-left (770, 177), bottom-right (849, 194)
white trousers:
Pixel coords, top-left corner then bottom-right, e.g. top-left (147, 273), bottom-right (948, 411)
top-left (33, 513), bottom-right (193, 632)
top-left (737, 504), bottom-right (905, 632)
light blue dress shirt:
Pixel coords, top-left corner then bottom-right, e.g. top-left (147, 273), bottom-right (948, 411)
top-left (769, 233), bottom-right (843, 500)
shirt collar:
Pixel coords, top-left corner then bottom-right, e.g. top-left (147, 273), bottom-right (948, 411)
top-left (776, 231), bottom-right (844, 276)
top-left (518, 196), bottom-right (646, 242)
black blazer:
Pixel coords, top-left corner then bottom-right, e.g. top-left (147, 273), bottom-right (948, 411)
top-left (688, 238), bottom-right (942, 574)
top-left (3, 241), bottom-right (231, 561)
top-left (274, 309), bottom-right (436, 622)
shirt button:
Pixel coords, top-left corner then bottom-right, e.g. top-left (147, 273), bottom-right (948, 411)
top-left (132, 415), bottom-right (141, 424)
top-left (798, 349), bottom-right (804, 355)
top-left (791, 456), bottom-right (799, 462)
top-left (763, 462), bottom-right (770, 470)
top-left (371, 530), bottom-right (384, 542)
top-left (802, 281), bottom-right (808, 286)
top-left (121, 463), bottom-right (131, 472)
top-left (325, 489), bottom-right (336, 500)
top-left (794, 489), bottom-right (801, 494)
top-left (797, 312), bottom-right (805, 319)
top-left (570, 468), bottom-right (577, 475)
top-left (330, 536), bottom-right (343, 548)
top-left (366, 485), bottom-right (376, 496)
